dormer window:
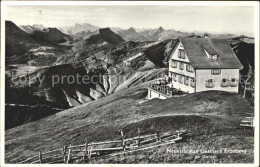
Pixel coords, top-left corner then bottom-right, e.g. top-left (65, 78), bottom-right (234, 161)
top-left (210, 55), bottom-right (218, 61)
top-left (203, 48), bottom-right (219, 61)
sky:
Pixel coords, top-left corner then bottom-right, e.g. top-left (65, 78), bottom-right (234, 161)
top-left (5, 5), bottom-right (254, 35)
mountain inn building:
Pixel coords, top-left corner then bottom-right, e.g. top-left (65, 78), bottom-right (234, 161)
top-left (148, 37), bottom-right (243, 99)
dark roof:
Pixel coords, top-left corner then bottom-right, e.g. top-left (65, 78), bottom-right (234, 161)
top-left (172, 37), bottom-right (243, 69)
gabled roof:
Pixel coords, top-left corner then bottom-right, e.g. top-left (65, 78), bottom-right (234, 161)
top-left (170, 37), bottom-right (243, 69)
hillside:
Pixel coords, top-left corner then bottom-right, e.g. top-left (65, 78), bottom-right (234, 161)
top-left (5, 21), bottom-right (72, 65)
top-left (5, 87), bottom-right (254, 163)
top-left (228, 37), bottom-right (255, 75)
top-left (5, 21), bottom-right (38, 57)
top-left (32, 28), bottom-right (71, 44)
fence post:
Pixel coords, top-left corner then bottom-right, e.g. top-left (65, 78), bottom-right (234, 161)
top-left (38, 151), bottom-right (42, 164)
top-left (137, 128), bottom-right (141, 147)
top-left (84, 139), bottom-right (88, 160)
top-left (63, 146), bottom-right (67, 163)
top-left (88, 147), bottom-right (92, 159)
top-left (67, 148), bottom-right (71, 164)
top-left (120, 130), bottom-right (125, 151)
top-left (157, 130), bottom-right (161, 142)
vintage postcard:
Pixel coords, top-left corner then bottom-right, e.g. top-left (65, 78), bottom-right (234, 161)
top-left (0, 1), bottom-right (259, 166)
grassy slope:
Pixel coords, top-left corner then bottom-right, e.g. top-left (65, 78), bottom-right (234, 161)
top-left (5, 83), bottom-right (254, 163)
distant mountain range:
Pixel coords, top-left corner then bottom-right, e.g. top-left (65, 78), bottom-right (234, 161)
top-left (19, 22), bottom-right (254, 42)
top-left (59, 23), bottom-right (99, 35)
top-left (19, 24), bottom-right (46, 34)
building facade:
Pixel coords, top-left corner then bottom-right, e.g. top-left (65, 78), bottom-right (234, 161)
top-left (148, 37), bottom-right (243, 99)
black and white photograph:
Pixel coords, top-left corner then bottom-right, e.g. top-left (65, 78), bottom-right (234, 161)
top-left (0, 1), bottom-right (259, 166)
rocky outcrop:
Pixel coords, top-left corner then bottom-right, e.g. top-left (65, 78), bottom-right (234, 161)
top-left (32, 28), bottom-right (70, 44)
top-left (98, 28), bottom-right (125, 45)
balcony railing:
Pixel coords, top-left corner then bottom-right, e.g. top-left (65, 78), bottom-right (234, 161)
top-left (205, 83), bottom-right (215, 88)
top-left (220, 81), bottom-right (238, 87)
top-left (230, 82), bottom-right (238, 87)
top-left (147, 78), bottom-right (174, 97)
top-left (221, 82), bottom-right (229, 87)
top-left (148, 82), bottom-right (173, 96)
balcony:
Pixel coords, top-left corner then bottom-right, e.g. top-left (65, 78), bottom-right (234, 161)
top-left (147, 79), bottom-right (185, 98)
top-left (148, 82), bottom-right (173, 97)
top-left (205, 83), bottom-right (215, 88)
top-left (230, 82), bottom-right (238, 87)
top-left (221, 82), bottom-right (229, 87)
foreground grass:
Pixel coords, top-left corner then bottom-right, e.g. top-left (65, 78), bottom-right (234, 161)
top-left (5, 83), bottom-right (254, 163)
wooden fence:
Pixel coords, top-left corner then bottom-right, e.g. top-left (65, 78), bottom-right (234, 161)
top-left (18, 129), bottom-right (188, 164)
top-left (240, 113), bottom-right (254, 128)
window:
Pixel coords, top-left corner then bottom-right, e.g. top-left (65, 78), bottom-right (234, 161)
top-left (190, 66), bottom-right (194, 73)
top-left (172, 73), bottom-right (177, 82)
top-left (205, 79), bottom-right (215, 88)
top-left (211, 69), bottom-right (221, 75)
top-left (184, 77), bottom-right (189, 85)
top-left (178, 49), bottom-right (185, 59)
top-left (190, 78), bottom-right (195, 87)
top-left (170, 60), bottom-right (177, 68)
top-left (230, 78), bottom-right (238, 87)
top-left (179, 62), bottom-right (184, 70)
top-left (221, 78), bottom-right (229, 87)
top-left (178, 75), bottom-right (183, 84)
top-left (178, 50), bottom-right (181, 58)
top-left (186, 64), bottom-right (190, 72)
top-left (186, 64), bottom-right (194, 73)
